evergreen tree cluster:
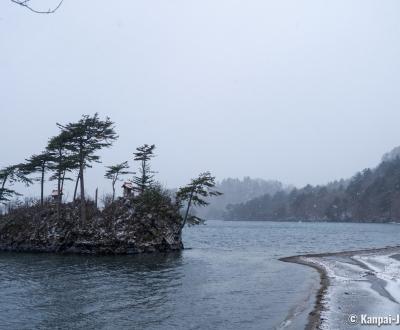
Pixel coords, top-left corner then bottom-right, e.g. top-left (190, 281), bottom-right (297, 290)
top-left (1, 114), bottom-right (118, 221)
top-left (1, 114), bottom-right (221, 228)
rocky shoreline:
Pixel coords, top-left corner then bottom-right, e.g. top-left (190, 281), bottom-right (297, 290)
top-left (0, 197), bottom-right (184, 255)
top-left (280, 246), bottom-right (400, 330)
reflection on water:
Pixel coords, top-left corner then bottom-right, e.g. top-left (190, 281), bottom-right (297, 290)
top-left (0, 252), bottom-right (184, 329)
top-left (0, 221), bottom-right (399, 329)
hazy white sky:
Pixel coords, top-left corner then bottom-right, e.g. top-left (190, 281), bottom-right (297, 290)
top-left (1, 0), bottom-right (400, 198)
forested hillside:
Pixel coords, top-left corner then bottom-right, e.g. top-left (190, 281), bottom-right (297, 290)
top-left (194, 177), bottom-right (289, 219)
top-left (224, 153), bottom-right (400, 222)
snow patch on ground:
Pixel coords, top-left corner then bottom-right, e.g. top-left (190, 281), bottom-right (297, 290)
top-left (303, 251), bottom-right (400, 329)
top-left (354, 254), bottom-right (400, 303)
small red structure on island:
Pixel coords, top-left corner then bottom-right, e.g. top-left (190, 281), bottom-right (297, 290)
top-left (51, 189), bottom-right (63, 201)
top-left (122, 182), bottom-right (134, 197)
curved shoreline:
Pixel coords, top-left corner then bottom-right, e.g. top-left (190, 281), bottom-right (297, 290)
top-left (279, 245), bottom-right (400, 330)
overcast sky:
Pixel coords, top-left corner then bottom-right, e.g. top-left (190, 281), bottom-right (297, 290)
top-left (1, 0), bottom-right (400, 198)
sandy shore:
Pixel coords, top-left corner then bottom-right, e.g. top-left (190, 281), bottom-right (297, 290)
top-left (280, 246), bottom-right (400, 330)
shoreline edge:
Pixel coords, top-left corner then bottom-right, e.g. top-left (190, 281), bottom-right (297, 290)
top-left (279, 245), bottom-right (400, 330)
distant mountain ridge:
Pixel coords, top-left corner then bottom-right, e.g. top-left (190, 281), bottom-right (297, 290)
top-left (224, 148), bottom-right (400, 222)
top-left (195, 177), bottom-right (291, 219)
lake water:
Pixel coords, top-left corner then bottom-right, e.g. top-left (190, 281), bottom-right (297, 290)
top-left (1, 221), bottom-right (400, 329)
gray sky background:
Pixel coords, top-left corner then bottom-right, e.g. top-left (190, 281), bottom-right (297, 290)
top-left (1, 0), bottom-right (400, 199)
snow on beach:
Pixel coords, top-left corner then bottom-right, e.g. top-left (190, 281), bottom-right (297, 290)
top-left (354, 254), bottom-right (400, 303)
top-left (298, 249), bottom-right (400, 330)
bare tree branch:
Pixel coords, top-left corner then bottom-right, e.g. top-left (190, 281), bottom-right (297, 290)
top-left (11, 0), bottom-right (64, 14)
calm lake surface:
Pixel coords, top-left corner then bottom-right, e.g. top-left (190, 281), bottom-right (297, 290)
top-left (1, 221), bottom-right (400, 330)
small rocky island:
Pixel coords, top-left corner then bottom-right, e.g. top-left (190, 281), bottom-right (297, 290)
top-left (0, 114), bottom-right (220, 255)
top-left (0, 195), bottom-right (183, 254)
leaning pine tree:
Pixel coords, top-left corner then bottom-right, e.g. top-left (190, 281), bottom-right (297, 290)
top-left (176, 171), bottom-right (222, 231)
top-left (104, 161), bottom-right (134, 202)
top-left (0, 164), bottom-right (32, 205)
top-left (58, 113), bottom-right (118, 222)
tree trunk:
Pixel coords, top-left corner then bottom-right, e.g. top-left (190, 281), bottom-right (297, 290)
top-left (0, 175), bottom-right (8, 202)
top-left (112, 176), bottom-right (117, 202)
top-left (60, 170), bottom-right (66, 196)
top-left (57, 176), bottom-right (61, 218)
top-left (181, 190), bottom-right (194, 231)
top-left (57, 166), bottom-right (61, 221)
top-left (95, 187), bottom-right (98, 209)
top-left (73, 172), bottom-right (80, 201)
top-left (40, 165), bottom-right (45, 207)
top-left (79, 161), bottom-right (86, 223)
top-left (141, 159), bottom-right (146, 193)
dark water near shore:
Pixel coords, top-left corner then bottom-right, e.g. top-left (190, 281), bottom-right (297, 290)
top-left (1, 221), bottom-right (400, 330)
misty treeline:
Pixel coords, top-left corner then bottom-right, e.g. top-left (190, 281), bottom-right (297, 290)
top-left (225, 155), bottom-right (400, 223)
top-left (0, 114), bottom-right (221, 229)
top-left (194, 177), bottom-right (290, 219)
